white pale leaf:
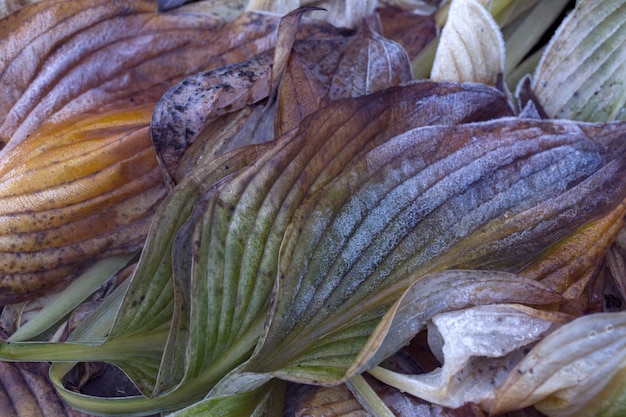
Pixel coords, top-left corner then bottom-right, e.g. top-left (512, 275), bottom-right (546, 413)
top-left (431, 0), bottom-right (505, 86)
top-left (532, 0), bottom-right (626, 121)
top-left (369, 304), bottom-right (568, 410)
top-left (492, 312), bottom-right (626, 416)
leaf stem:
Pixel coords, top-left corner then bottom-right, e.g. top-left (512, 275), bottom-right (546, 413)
top-left (346, 374), bottom-right (395, 417)
top-left (8, 254), bottom-right (136, 342)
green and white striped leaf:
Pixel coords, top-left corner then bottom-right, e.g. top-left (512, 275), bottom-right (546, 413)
top-left (533, 0), bottom-right (626, 121)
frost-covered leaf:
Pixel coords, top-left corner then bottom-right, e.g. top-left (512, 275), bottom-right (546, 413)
top-left (532, 0), bottom-right (626, 121)
top-left (0, 0), bottom-right (227, 148)
top-left (237, 118), bottom-right (626, 386)
top-left (159, 82), bottom-right (511, 399)
top-left (431, 0), bottom-right (505, 86)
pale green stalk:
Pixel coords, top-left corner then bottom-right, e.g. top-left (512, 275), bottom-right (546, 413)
top-left (503, 0), bottom-right (570, 75)
top-left (8, 254), bottom-right (136, 342)
top-left (346, 374), bottom-right (395, 417)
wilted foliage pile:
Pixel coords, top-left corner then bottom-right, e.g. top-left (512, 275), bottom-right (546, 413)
top-left (0, 1), bottom-right (624, 416)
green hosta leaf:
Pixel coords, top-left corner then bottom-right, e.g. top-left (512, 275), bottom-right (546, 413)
top-left (492, 312), bottom-right (626, 417)
top-left (532, 0), bottom-right (626, 121)
top-left (168, 379), bottom-right (285, 417)
top-left (238, 118), bottom-right (626, 386)
top-left (431, 0), bottom-right (505, 86)
top-left (155, 82), bottom-right (512, 397)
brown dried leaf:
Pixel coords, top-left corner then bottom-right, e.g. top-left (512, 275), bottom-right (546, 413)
top-left (150, 54), bottom-right (274, 179)
top-left (0, 0), bottom-right (228, 148)
top-left (270, 7), bottom-right (325, 97)
top-left (276, 51), bottom-right (330, 136)
top-left (329, 20), bottom-right (413, 100)
top-left (521, 200), bottom-right (626, 297)
top-left (377, 5), bottom-right (438, 60)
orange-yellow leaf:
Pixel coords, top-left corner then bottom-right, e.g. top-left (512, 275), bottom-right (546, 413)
top-left (0, 108), bottom-right (165, 304)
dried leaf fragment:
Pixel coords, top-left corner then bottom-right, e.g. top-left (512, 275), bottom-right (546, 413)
top-left (370, 304), bottom-right (570, 410)
top-left (492, 312), bottom-right (626, 416)
top-left (329, 20), bottom-right (413, 99)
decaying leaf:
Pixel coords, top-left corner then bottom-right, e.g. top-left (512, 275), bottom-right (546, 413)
top-left (492, 312), bottom-right (626, 417)
top-left (369, 303), bottom-right (570, 410)
top-left (0, 0), bottom-right (285, 304)
top-left (0, 2), bottom-right (624, 416)
top-left (377, 5), bottom-right (438, 60)
top-left (152, 9), bottom-right (414, 182)
top-left (431, 0), bottom-right (505, 86)
top-left (522, 200), bottom-right (626, 297)
top-left (150, 54), bottom-right (274, 179)
top-left (0, 0), bottom-right (228, 147)
top-left (0, 108), bottom-right (165, 304)
top-left (532, 0), bottom-right (626, 122)
top-left (9, 81), bottom-right (510, 414)
top-left (329, 20), bottom-right (412, 99)
top-left (0, 360), bottom-right (90, 417)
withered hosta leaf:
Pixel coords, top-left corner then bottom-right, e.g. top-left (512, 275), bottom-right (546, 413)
top-left (0, 108), bottom-right (166, 304)
top-left (522, 200), bottom-right (626, 296)
top-left (147, 82), bottom-right (512, 397)
top-left (0, 360), bottom-right (90, 417)
top-left (151, 7), bottom-right (328, 181)
top-left (491, 312), bottom-right (626, 416)
top-left (532, 0), bottom-right (626, 122)
top-left (241, 118), bottom-right (626, 386)
top-left (292, 355), bottom-right (490, 417)
top-left (291, 19), bottom-right (411, 102)
top-left (152, 10), bottom-right (414, 182)
top-left (0, 0), bottom-right (230, 147)
top-left (276, 51), bottom-right (329, 137)
top-left (369, 303), bottom-right (570, 410)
